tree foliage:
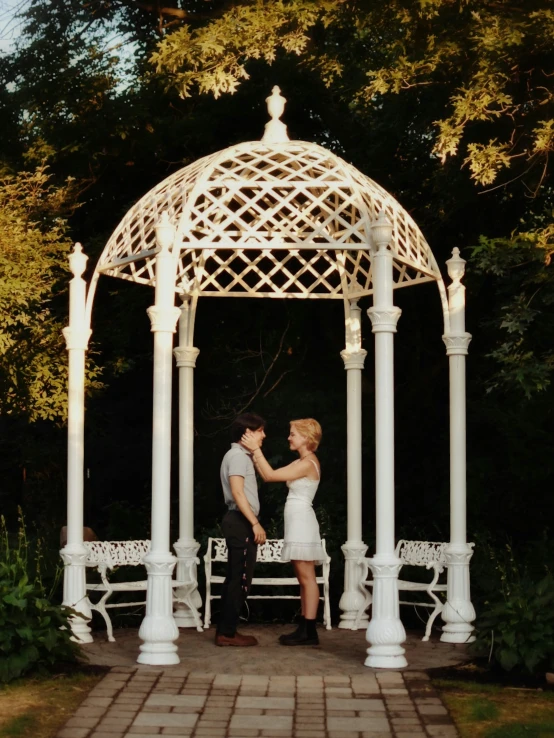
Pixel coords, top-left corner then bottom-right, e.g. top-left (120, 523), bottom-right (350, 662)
top-left (0, 166), bottom-right (79, 421)
top-left (150, 0), bottom-right (554, 394)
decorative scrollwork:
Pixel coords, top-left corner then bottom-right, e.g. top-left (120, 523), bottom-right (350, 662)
top-left (84, 540), bottom-right (150, 569)
top-left (396, 539), bottom-right (448, 567)
top-left (210, 538), bottom-right (285, 563)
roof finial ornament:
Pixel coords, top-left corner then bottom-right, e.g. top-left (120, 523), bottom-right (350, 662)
top-left (262, 85), bottom-right (289, 144)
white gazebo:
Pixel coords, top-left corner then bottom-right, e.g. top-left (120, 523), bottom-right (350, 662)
top-left (61, 87), bottom-right (475, 668)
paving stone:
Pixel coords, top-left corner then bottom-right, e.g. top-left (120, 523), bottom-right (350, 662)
top-left (133, 714), bottom-right (198, 728)
top-left (395, 733), bottom-right (425, 737)
top-left (260, 731), bottom-right (295, 737)
top-left (327, 716), bottom-right (390, 732)
top-left (160, 729), bottom-right (193, 736)
top-left (170, 707), bottom-right (203, 715)
top-left (145, 695), bottom-right (205, 708)
top-left (403, 671), bottom-right (429, 679)
top-left (324, 676), bottom-right (351, 684)
top-left (142, 707), bottom-right (171, 714)
top-left (227, 730), bottom-right (260, 737)
top-left (64, 717), bottom-right (101, 729)
top-left (230, 714), bottom-right (293, 730)
top-left (294, 731), bottom-right (327, 737)
top-left (57, 730), bottom-right (91, 738)
top-left (126, 728), bottom-right (162, 735)
top-left (425, 727), bottom-right (459, 737)
top-left (418, 705), bottom-right (448, 715)
top-left (83, 698), bottom-right (114, 708)
top-left (77, 707), bottom-right (110, 718)
top-left (326, 698), bottom-right (386, 712)
top-left (234, 709), bottom-right (264, 715)
top-left (90, 732), bottom-right (124, 738)
top-left (213, 674), bottom-right (242, 686)
top-left (325, 687), bottom-right (353, 695)
top-left (380, 688), bottom-right (409, 695)
top-left (236, 696), bottom-right (295, 710)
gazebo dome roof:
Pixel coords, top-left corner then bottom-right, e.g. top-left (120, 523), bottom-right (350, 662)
top-left (97, 93), bottom-right (442, 301)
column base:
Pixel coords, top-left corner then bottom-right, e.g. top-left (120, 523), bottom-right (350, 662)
top-left (440, 543), bottom-right (476, 644)
top-left (60, 544), bottom-right (93, 644)
top-left (440, 626), bottom-right (476, 644)
top-left (338, 541), bottom-right (369, 629)
top-left (365, 555), bottom-right (407, 669)
top-left (365, 646), bottom-right (408, 669)
top-left (138, 552), bottom-right (180, 665)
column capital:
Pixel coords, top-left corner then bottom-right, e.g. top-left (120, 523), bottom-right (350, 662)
top-left (340, 348), bottom-right (367, 370)
top-left (147, 305), bottom-right (181, 333)
top-left (63, 327), bottom-right (92, 351)
top-left (174, 346), bottom-right (200, 368)
top-left (443, 332), bottom-right (472, 355)
top-left (367, 306), bottom-right (402, 333)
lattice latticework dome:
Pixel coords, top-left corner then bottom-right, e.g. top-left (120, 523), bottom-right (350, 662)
top-left (98, 138), bottom-right (441, 301)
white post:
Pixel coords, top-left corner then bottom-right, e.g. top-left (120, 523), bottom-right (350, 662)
top-left (365, 212), bottom-right (407, 668)
top-left (173, 299), bottom-right (202, 628)
top-left (441, 248), bottom-right (476, 643)
top-left (338, 300), bottom-right (369, 629)
top-left (61, 243), bottom-right (93, 643)
top-left (138, 212), bottom-right (181, 665)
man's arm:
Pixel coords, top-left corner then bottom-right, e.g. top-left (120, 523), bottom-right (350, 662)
top-left (229, 475), bottom-right (266, 544)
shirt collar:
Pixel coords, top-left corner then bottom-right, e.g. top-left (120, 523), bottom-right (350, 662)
top-left (231, 442), bottom-right (252, 456)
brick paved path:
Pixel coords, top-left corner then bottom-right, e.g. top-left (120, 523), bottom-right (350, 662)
top-left (57, 667), bottom-right (459, 738)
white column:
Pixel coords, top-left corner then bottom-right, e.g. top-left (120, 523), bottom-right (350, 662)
top-left (61, 243), bottom-right (93, 643)
top-left (365, 213), bottom-right (407, 668)
top-left (138, 212), bottom-right (181, 665)
top-left (173, 299), bottom-right (202, 628)
top-left (338, 300), bottom-right (369, 629)
top-left (441, 248), bottom-right (476, 643)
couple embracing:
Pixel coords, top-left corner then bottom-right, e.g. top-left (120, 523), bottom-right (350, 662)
top-left (215, 412), bottom-right (325, 648)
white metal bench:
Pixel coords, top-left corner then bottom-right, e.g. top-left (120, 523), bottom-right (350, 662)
top-left (84, 540), bottom-right (203, 641)
top-left (355, 540), bottom-right (449, 640)
top-left (204, 537), bottom-right (332, 630)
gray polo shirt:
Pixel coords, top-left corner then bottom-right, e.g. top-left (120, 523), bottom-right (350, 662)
top-left (220, 443), bottom-right (260, 517)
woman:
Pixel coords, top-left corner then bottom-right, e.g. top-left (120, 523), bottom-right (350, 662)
top-left (242, 418), bottom-right (325, 646)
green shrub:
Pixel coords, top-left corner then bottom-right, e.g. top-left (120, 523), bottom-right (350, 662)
top-left (0, 514), bottom-right (80, 683)
top-left (472, 544), bottom-right (554, 676)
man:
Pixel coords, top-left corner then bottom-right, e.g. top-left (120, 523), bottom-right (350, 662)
top-left (215, 412), bottom-right (267, 647)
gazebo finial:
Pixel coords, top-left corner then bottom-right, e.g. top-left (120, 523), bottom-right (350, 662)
top-left (262, 85), bottom-right (289, 144)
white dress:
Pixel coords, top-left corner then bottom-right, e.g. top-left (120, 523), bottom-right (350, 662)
top-left (281, 459), bottom-right (326, 565)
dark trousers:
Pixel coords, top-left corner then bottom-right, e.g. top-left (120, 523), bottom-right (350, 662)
top-left (217, 510), bottom-right (258, 637)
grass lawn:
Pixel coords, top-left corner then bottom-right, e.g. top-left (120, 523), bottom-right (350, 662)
top-left (0, 669), bottom-right (105, 738)
top-left (434, 678), bottom-right (554, 738)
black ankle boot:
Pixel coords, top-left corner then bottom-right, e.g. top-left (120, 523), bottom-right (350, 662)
top-left (279, 616), bottom-right (306, 644)
top-left (281, 618), bottom-right (319, 646)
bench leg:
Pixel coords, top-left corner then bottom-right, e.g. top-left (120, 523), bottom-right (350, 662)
top-left (90, 590), bottom-right (116, 643)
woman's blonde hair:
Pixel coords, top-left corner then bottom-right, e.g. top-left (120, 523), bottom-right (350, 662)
top-left (290, 418), bottom-right (322, 451)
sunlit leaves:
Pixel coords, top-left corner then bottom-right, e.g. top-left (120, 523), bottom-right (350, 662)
top-left (0, 166), bottom-right (102, 422)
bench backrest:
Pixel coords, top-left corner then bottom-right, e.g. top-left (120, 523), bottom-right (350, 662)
top-left (84, 540), bottom-right (150, 568)
top-left (395, 540), bottom-right (447, 567)
top-left (206, 537), bottom-right (329, 564)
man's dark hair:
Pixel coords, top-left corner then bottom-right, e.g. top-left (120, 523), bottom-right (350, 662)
top-left (230, 413), bottom-right (266, 443)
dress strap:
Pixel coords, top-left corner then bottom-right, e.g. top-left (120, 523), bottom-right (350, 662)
top-left (308, 458), bottom-right (320, 479)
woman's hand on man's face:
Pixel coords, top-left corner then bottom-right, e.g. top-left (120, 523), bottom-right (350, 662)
top-left (241, 429), bottom-right (258, 451)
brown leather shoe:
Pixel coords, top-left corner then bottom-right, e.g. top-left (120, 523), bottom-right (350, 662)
top-left (215, 632), bottom-right (258, 647)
